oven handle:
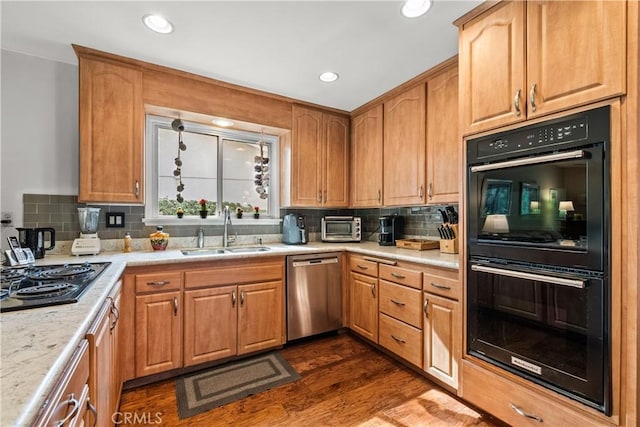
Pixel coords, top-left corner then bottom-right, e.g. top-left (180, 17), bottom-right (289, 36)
top-left (471, 264), bottom-right (586, 289)
top-left (470, 149), bottom-right (587, 172)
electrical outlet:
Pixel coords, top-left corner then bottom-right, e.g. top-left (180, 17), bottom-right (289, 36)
top-left (1, 211), bottom-right (13, 226)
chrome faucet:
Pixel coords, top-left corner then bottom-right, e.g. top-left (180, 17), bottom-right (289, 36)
top-left (223, 206), bottom-right (237, 248)
top-left (197, 227), bottom-right (205, 248)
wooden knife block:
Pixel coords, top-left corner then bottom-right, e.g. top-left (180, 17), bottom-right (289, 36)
top-left (439, 224), bottom-right (459, 254)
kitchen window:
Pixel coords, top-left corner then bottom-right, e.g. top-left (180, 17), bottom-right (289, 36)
top-left (144, 115), bottom-right (279, 223)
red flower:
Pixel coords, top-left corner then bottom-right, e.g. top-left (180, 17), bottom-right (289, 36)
top-left (199, 199), bottom-right (207, 206)
top-left (254, 206), bottom-right (260, 213)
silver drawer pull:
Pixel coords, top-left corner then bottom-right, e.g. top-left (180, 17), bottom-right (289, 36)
top-left (430, 282), bottom-right (451, 290)
top-left (511, 403), bottom-right (543, 422)
top-left (391, 299), bottom-right (405, 307)
top-left (391, 335), bottom-right (406, 344)
top-left (356, 264), bottom-right (369, 270)
top-left (55, 393), bottom-right (79, 426)
top-left (390, 272), bottom-right (406, 279)
top-left (147, 280), bottom-right (170, 287)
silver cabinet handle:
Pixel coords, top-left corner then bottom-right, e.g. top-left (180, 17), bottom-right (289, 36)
top-left (391, 298), bottom-right (405, 307)
top-left (529, 84), bottom-right (537, 112)
top-left (232, 290), bottom-right (237, 308)
top-left (427, 183), bottom-right (433, 200)
top-left (356, 264), bottom-right (369, 270)
top-left (471, 264), bottom-right (585, 289)
top-left (418, 184), bottom-right (424, 199)
top-left (511, 403), bottom-right (543, 422)
top-left (173, 297), bottom-right (178, 316)
top-left (87, 398), bottom-right (98, 427)
top-left (240, 290), bottom-right (245, 307)
top-left (423, 299), bottom-right (429, 318)
top-left (147, 280), bottom-right (170, 287)
top-left (54, 393), bottom-right (79, 426)
top-left (377, 189), bottom-right (381, 203)
top-left (429, 282), bottom-right (451, 291)
top-left (317, 191), bottom-right (322, 203)
top-left (390, 272), bottom-right (406, 279)
top-left (371, 283), bottom-right (376, 298)
top-left (514, 88), bottom-right (522, 116)
top-left (391, 335), bottom-right (406, 344)
top-left (324, 190), bottom-right (327, 203)
top-left (110, 303), bottom-right (120, 333)
top-left (135, 180), bottom-right (140, 198)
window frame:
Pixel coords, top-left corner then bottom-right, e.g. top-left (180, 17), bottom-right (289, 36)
top-left (144, 115), bottom-right (280, 225)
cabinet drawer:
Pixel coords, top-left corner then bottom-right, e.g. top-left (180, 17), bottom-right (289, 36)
top-left (379, 264), bottom-right (422, 289)
top-left (462, 360), bottom-right (604, 426)
top-left (135, 271), bottom-right (182, 293)
top-left (379, 280), bottom-right (423, 328)
top-left (349, 257), bottom-right (378, 277)
top-left (184, 262), bottom-right (283, 289)
top-left (379, 313), bottom-right (422, 368)
top-left (423, 272), bottom-right (460, 299)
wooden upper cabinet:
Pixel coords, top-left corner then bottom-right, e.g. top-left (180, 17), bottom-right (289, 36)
top-left (289, 105), bottom-right (349, 207)
top-left (426, 65), bottom-right (459, 205)
top-left (383, 85), bottom-right (426, 206)
top-left (526, 0), bottom-right (626, 118)
top-left (459, 0), bottom-right (625, 135)
top-left (459, 0), bottom-right (526, 135)
top-left (77, 56), bottom-right (144, 203)
top-left (351, 105), bottom-right (383, 207)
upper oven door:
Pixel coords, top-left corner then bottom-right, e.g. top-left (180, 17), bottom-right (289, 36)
top-left (467, 144), bottom-right (606, 270)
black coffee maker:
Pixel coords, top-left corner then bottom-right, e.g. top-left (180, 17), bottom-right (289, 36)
top-left (17, 227), bottom-right (55, 259)
top-left (379, 215), bottom-right (403, 246)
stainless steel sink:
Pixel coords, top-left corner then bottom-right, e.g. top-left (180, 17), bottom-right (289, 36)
top-left (225, 246), bottom-right (271, 253)
top-left (180, 248), bottom-right (227, 256)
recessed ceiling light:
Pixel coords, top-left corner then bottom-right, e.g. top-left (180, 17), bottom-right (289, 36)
top-left (401, 0), bottom-right (432, 18)
top-left (319, 72), bottom-right (339, 83)
top-left (212, 118), bottom-right (234, 127)
top-left (142, 14), bottom-right (174, 34)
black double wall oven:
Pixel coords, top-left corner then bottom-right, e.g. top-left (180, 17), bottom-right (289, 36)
top-left (466, 106), bottom-right (611, 414)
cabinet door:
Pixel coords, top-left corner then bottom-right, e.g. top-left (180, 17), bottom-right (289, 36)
top-left (349, 272), bottom-right (379, 342)
top-left (459, 1), bottom-right (526, 135)
top-left (351, 105), bottom-right (383, 207)
top-left (86, 301), bottom-right (112, 427)
top-left (135, 292), bottom-right (181, 377)
top-left (184, 286), bottom-right (237, 366)
top-left (526, 0), bottom-right (626, 118)
top-left (383, 85), bottom-right (426, 205)
top-left (423, 292), bottom-right (460, 389)
top-left (291, 105), bottom-right (323, 206)
top-left (426, 66), bottom-right (460, 205)
top-left (238, 281), bottom-right (284, 355)
top-left (78, 57), bottom-right (143, 203)
top-left (323, 113), bottom-right (350, 207)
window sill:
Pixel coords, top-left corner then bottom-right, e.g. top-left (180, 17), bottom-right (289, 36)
top-left (143, 217), bottom-right (282, 226)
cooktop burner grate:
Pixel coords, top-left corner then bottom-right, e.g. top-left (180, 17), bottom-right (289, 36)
top-left (28, 265), bottom-right (94, 281)
top-left (15, 283), bottom-right (77, 299)
top-left (1, 268), bottom-right (28, 282)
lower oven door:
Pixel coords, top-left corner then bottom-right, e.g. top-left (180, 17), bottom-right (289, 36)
top-left (467, 260), bottom-right (610, 414)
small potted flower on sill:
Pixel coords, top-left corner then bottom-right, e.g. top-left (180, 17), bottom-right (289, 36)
top-left (253, 206), bottom-right (260, 219)
top-left (199, 199), bottom-right (208, 218)
top-left (236, 207), bottom-right (243, 219)
top-left (176, 207), bottom-right (184, 219)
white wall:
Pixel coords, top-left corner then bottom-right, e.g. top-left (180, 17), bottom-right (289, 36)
top-left (1, 50), bottom-right (79, 229)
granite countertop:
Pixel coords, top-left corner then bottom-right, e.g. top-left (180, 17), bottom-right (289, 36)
top-left (0, 241), bottom-right (458, 426)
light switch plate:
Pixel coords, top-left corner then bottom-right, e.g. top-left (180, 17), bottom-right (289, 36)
top-left (106, 212), bottom-right (125, 228)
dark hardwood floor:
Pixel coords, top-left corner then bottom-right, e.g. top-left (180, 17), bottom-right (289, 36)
top-left (119, 333), bottom-right (506, 426)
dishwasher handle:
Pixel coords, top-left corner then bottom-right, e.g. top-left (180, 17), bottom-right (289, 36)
top-left (292, 257), bottom-right (339, 267)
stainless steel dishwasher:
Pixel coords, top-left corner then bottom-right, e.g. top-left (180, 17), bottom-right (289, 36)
top-left (286, 252), bottom-right (342, 341)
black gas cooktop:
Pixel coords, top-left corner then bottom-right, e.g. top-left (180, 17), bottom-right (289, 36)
top-left (0, 261), bottom-right (111, 312)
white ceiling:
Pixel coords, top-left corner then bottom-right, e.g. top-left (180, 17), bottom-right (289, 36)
top-left (1, 0), bottom-right (482, 112)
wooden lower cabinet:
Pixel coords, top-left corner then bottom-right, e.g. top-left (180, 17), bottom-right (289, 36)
top-left (349, 271), bottom-right (379, 342)
top-left (423, 292), bottom-right (460, 390)
top-left (237, 281), bottom-right (284, 354)
top-left (379, 313), bottom-right (423, 368)
top-left (35, 340), bottom-right (91, 427)
top-left (86, 281), bottom-right (122, 426)
top-left (135, 291), bottom-right (182, 377)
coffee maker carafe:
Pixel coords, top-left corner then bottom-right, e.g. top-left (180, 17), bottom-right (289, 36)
top-left (16, 227), bottom-right (56, 259)
top-left (378, 215), bottom-right (403, 246)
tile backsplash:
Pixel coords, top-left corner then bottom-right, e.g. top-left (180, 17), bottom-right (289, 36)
top-left (23, 194), bottom-right (456, 244)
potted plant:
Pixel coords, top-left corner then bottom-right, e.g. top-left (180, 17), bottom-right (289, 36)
top-left (236, 207), bottom-right (243, 219)
top-left (199, 199), bottom-right (208, 218)
top-left (176, 207), bottom-right (184, 219)
top-left (253, 206), bottom-right (260, 219)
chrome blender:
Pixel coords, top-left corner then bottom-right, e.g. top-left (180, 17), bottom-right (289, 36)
top-left (71, 207), bottom-right (101, 255)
